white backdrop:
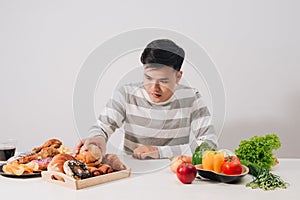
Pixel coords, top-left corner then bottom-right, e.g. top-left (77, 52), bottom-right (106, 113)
top-left (0, 0), bottom-right (299, 158)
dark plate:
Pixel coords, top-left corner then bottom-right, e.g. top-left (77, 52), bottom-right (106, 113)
top-left (195, 164), bottom-right (249, 183)
top-left (0, 163), bottom-right (41, 178)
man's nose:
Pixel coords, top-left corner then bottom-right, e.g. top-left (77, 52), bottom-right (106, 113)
top-left (152, 81), bottom-right (160, 90)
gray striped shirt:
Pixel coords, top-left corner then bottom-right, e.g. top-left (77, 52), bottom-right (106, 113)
top-left (89, 82), bottom-right (218, 158)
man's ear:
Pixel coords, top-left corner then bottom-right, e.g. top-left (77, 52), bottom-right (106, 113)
top-left (176, 71), bottom-right (183, 84)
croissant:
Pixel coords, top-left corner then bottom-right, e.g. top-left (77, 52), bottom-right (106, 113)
top-left (33, 138), bottom-right (62, 153)
top-left (87, 166), bottom-right (101, 176)
top-left (87, 164), bottom-right (114, 177)
top-left (103, 154), bottom-right (126, 171)
top-left (97, 164), bottom-right (114, 174)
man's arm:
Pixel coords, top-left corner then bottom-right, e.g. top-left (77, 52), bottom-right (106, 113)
top-left (75, 87), bottom-right (126, 155)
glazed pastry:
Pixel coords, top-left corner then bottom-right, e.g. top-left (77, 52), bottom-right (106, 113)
top-left (63, 160), bottom-right (90, 179)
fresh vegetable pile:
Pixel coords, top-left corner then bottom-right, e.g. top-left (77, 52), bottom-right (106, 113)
top-left (192, 142), bottom-right (243, 175)
top-left (171, 135), bottom-right (289, 190)
top-left (235, 134), bottom-right (288, 190)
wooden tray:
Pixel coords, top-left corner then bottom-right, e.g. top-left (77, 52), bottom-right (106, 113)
top-left (41, 168), bottom-right (131, 190)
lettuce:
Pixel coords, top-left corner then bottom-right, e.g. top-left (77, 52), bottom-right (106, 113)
top-left (235, 134), bottom-right (281, 170)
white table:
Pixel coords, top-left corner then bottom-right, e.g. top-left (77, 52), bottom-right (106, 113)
top-left (0, 157), bottom-right (299, 200)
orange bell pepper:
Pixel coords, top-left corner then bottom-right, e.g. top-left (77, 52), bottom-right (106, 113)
top-left (202, 151), bottom-right (225, 173)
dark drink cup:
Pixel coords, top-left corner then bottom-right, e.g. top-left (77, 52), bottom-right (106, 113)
top-left (0, 139), bottom-right (17, 161)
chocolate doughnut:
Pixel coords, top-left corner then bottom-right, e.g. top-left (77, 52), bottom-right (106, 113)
top-left (63, 160), bottom-right (90, 179)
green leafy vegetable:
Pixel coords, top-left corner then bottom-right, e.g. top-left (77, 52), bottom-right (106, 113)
top-left (235, 134), bottom-right (281, 170)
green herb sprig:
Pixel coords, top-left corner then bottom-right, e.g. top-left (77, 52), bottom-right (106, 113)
top-left (246, 167), bottom-right (288, 190)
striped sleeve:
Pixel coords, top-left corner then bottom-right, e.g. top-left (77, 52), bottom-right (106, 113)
top-left (189, 90), bottom-right (218, 151)
top-left (88, 87), bottom-right (126, 140)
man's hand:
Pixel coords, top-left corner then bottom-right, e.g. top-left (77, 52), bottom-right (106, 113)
top-left (132, 145), bottom-right (160, 160)
top-left (74, 135), bottom-right (106, 157)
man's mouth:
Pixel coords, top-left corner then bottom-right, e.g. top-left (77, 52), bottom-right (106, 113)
top-left (152, 93), bottom-right (162, 98)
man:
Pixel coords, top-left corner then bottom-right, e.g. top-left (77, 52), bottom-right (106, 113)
top-left (75, 39), bottom-right (218, 160)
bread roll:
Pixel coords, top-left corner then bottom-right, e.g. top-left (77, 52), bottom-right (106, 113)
top-left (76, 144), bottom-right (102, 164)
top-left (47, 153), bottom-right (75, 173)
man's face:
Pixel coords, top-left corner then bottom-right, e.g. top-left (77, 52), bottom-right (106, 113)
top-left (143, 65), bottom-right (182, 103)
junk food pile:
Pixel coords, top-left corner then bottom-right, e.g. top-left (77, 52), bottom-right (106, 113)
top-left (2, 138), bottom-right (127, 180)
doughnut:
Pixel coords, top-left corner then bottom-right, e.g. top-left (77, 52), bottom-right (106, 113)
top-left (63, 160), bottom-right (90, 179)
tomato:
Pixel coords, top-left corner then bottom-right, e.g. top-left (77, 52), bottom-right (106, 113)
top-left (176, 163), bottom-right (197, 184)
top-left (221, 156), bottom-right (243, 175)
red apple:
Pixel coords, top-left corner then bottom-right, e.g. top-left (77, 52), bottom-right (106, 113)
top-left (176, 163), bottom-right (197, 184)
